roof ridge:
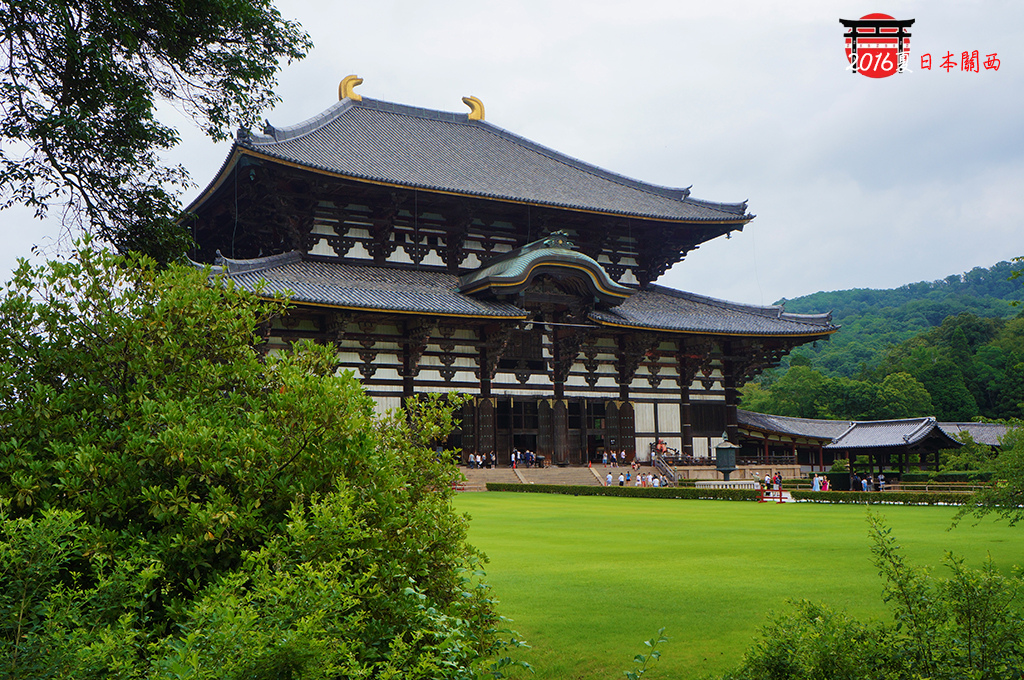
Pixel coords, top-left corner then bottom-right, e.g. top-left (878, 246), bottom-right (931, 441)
top-left (213, 249), bottom-right (303, 275)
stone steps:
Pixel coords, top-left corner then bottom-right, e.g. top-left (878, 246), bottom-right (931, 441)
top-left (455, 465), bottom-right (605, 490)
top-left (517, 466), bottom-right (602, 486)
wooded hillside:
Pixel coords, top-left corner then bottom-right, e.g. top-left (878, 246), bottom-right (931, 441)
top-left (741, 259), bottom-right (1024, 422)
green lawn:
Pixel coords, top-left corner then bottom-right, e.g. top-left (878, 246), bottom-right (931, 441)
top-left (454, 492), bottom-right (1024, 680)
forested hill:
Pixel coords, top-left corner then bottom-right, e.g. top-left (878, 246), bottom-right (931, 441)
top-left (739, 258), bottom-right (1024, 423)
top-left (775, 259), bottom-right (1023, 377)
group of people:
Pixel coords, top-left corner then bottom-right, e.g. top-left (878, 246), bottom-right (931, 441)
top-left (853, 473), bottom-right (886, 492)
top-left (466, 451), bottom-right (496, 469)
top-left (606, 470), bottom-right (664, 487)
top-left (601, 450), bottom-right (628, 467)
top-left (810, 474), bottom-right (831, 491)
top-left (509, 448), bottom-right (539, 468)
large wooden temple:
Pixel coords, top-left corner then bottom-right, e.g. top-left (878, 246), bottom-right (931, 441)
top-left (186, 76), bottom-right (838, 466)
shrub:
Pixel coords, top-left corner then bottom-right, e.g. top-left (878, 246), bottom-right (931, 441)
top-left (0, 246), bottom-right (505, 679)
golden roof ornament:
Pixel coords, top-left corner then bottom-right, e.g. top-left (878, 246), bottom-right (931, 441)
top-left (339, 75), bottom-right (363, 101)
top-left (462, 96), bottom-right (485, 121)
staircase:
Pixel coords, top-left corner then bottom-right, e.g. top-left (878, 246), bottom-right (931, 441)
top-left (457, 467), bottom-right (522, 491)
top-left (517, 466), bottom-right (603, 487)
top-left (455, 465), bottom-right (604, 491)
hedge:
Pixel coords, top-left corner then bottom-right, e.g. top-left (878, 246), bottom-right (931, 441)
top-left (900, 471), bottom-right (995, 483)
top-left (484, 484), bottom-right (974, 506)
top-left (791, 490), bottom-right (972, 505)
top-left (485, 483), bottom-right (761, 501)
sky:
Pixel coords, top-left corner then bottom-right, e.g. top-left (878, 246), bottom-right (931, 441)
top-left (3, 0), bottom-right (1022, 306)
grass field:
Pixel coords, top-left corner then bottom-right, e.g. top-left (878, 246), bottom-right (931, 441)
top-left (454, 492), bottom-right (1024, 680)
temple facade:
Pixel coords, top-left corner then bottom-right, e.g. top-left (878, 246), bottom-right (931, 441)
top-left (187, 77), bottom-right (838, 465)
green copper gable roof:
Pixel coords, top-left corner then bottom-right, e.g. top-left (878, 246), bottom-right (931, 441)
top-left (458, 232), bottom-right (633, 305)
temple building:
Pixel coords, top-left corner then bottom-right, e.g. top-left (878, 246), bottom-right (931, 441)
top-left (186, 76), bottom-right (838, 465)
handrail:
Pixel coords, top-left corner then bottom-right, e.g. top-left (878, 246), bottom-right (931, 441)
top-left (650, 451), bottom-right (677, 485)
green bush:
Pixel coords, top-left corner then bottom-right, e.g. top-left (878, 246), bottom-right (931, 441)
top-left (0, 247), bottom-right (506, 679)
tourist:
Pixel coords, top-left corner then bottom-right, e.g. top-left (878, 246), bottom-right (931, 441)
top-left (602, 451), bottom-right (608, 467)
top-left (811, 474), bottom-right (821, 492)
top-left (822, 476), bottom-right (829, 491)
top-left (879, 472), bottom-right (886, 491)
top-left (606, 472), bottom-right (612, 486)
top-left (634, 474), bottom-right (641, 487)
top-left (861, 476), bottom-right (869, 492)
top-left (652, 476), bottom-right (660, 488)
top-left (618, 473), bottom-right (624, 486)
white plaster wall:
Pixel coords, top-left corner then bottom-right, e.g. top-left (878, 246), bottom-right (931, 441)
top-left (347, 241), bottom-right (372, 259)
top-left (309, 238), bottom-right (334, 257)
top-left (635, 436), bottom-right (655, 461)
top-left (657, 402), bottom-right (681, 433)
top-left (635, 402), bottom-right (655, 434)
top-left (372, 396), bottom-right (402, 417)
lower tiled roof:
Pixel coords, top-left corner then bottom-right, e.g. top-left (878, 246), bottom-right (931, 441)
top-left (591, 286), bottom-right (837, 336)
top-left (210, 252), bottom-right (526, 318)
top-left (203, 253), bottom-right (837, 338)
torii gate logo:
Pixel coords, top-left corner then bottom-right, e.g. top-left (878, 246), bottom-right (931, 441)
top-left (841, 14), bottom-right (915, 78)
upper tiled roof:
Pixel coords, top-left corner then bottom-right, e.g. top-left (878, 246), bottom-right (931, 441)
top-left (590, 285), bottom-right (837, 336)
top-left (198, 252), bottom-right (835, 338)
top-left (825, 418), bottom-right (962, 450)
top-left (737, 410), bottom-right (852, 441)
top-left (233, 97), bottom-right (751, 223)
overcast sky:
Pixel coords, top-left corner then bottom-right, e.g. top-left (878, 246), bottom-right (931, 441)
top-left (4, 0), bottom-right (1021, 306)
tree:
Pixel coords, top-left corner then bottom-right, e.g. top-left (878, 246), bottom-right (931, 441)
top-left (0, 245), bottom-right (506, 679)
top-left (0, 0), bottom-right (311, 262)
top-left (956, 425), bottom-right (1024, 527)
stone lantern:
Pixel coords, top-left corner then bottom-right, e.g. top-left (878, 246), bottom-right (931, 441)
top-left (715, 433), bottom-right (740, 482)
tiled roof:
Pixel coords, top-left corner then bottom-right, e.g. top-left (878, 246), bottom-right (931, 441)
top-left (737, 410), bottom-right (852, 441)
top-left (825, 418), bottom-right (962, 450)
top-left (939, 422), bottom-right (1009, 447)
top-left (235, 97), bottom-right (752, 223)
top-left (590, 285), bottom-right (838, 336)
top-left (199, 252), bottom-right (835, 338)
top-left (207, 252), bottom-right (526, 318)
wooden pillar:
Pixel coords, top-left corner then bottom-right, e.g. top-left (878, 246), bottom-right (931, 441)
top-left (680, 384), bottom-right (694, 458)
top-left (401, 337), bottom-right (415, 404)
top-left (818, 444), bottom-right (824, 472)
top-left (763, 438), bottom-right (769, 465)
top-left (723, 372), bottom-right (739, 444)
top-left (479, 331), bottom-right (491, 399)
top-left (537, 399), bottom-right (553, 459)
top-left (553, 399), bottom-right (569, 464)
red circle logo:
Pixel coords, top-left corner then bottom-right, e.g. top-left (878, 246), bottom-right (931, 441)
top-left (843, 13), bottom-right (911, 78)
